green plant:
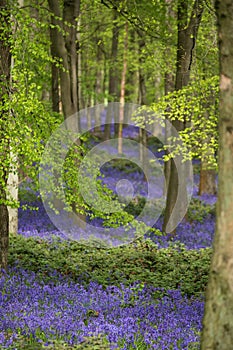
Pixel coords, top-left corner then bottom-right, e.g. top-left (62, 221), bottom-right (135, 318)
top-left (187, 198), bottom-right (215, 223)
top-left (8, 234), bottom-right (212, 298)
top-left (7, 334), bottom-right (112, 350)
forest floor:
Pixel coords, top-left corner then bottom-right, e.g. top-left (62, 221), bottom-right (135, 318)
top-left (0, 129), bottom-right (216, 349)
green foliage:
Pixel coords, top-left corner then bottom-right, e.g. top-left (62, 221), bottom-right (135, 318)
top-left (8, 234), bottom-right (211, 298)
top-left (7, 334), bottom-right (112, 350)
top-left (10, 5), bottom-right (60, 181)
top-left (123, 195), bottom-right (146, 216)
top-left (0, 3), bottom-right (59, 208)
top-left (149, 76), bottom-right (219, 168)
top-left (40, 134), bottom-right (159, 242)
top-left (187, 198), bottom-right (215, 223)
top-left (118, 335), bottom-right (148, 350)
top-left (18, 182), bottom-right (40, 203)
top-left (118, 334), bottom-right (200, 350)
top-left (195, 6), bottom-right (218, 79)
top-left (103, 158), bottom-right (140, 173)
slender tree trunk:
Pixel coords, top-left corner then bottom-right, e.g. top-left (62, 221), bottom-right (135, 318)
top-left (163, 0), bottom-right (204, 234)
top-left (82, 48), bottom-right (92, 110)
top-left (7, 0), bottom-right (23, 235)
top-left (104, 10), bottom-right (119, 140)
top-left (198, 98), bottom-right (217, 195)
top-left (127, 29), bottom-right (138, 104)
top-left (93, 40), bottom-right (103, 134)
top-left (7, 152), bottom-right (18, 235)
top-left (77, 16), bottom-right (82, 110)
top-left (118, 22), bottom-right (128, 154)
top-left (50, 43), bottom-right (60, 113)
top-left (95, 42), bottom-right (103, 105)
top-left (163, 1), bottom-right (175, 193)
top-left (163, 1), bottom-right (176, 196)
top-left (49, 0), bottom-right (59, 113)
top-left (137, 29), bottom-right (148, 179)
top-left (138, 33), bottom-right (147, 106)
top-left (201, 0), bottom-right (233, 348)
top-left (48, 0), bottom-right (86, 227)
top-left (0, 0), bottom-right (11, 270)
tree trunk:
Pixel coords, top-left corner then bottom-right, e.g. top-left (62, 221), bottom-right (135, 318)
top-left (198, 97), bottom-right (217, 196)
top-left (200, 0), bottom-right (233, 348)
top-left (118, 22), bottom-right (128, 154)
top-left (127, 29), bottom-right (138, 104)
top-left (48, 0), bottom-right (86, 227)
top-left (77, 16), bottom-right (83, 110)
top-left (163, 67), bottom-right (175, 196)
top-left (48, 0), bottom-right (80, 120)
top-left (163, 0), bottom-right (175, 196)
top-left (7, 1), bottom-right (22, 236)
top-left (50, 39), bottom-right (60, 113)
top-left (198, 161), bottom-right (217, 195)
top-left (49, 8), bottom-right (60, 113)
top-left (7, 152), bottom-right (18, 235)
top-left (104, 10), bottom-right (119, 140)
top-left (137, 29), bottom-right (148, 179)
top-left (162, 0), bottom-right (204, 234)
top-left (0, 0), bottom-right (11, 270)
top-left (93, 39), bottom-right (103, 134)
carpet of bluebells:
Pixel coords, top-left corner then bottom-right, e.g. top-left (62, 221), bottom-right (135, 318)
top-left (0, 128), bottom-right (216, 349)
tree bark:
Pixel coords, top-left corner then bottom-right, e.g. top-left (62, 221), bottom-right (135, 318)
top-left (63, 0), bottom-right (80, 113)
top-left (7, 1), bottom-right (22, 236)
top-left (198, 161), bottom-right (217, 195)
top-left (198, 93), bottom-right (217, 196)
top-left (48, 0), bottom-right (86, 227)
top-left (200, 0), bottom-right (233, 348)
top-left (0, 0), bottom-right (11, 270)
top-left (50, 35), bottom-right (60, 113)
top-left (162, 0), bottom-right (204, 234)
top-left (48, 0), bottom-right (60, 112)
top-left (48, 0), bottom-right (80, 120)
top-left (7, 152), bottom-right (18, 235)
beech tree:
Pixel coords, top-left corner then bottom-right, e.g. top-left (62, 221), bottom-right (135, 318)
top-left (48, 0), bottom-right (88, 225)
top-left (48, 0), bottom-right (80, 119)
top-left (162, 0), bottom-right (204, 233)
top-left (100, 0), bottom-right (205, 233)
top-left (200, 0), bottom-right (233, 348)
top-left (0, 2), bottom-right (58, 270)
